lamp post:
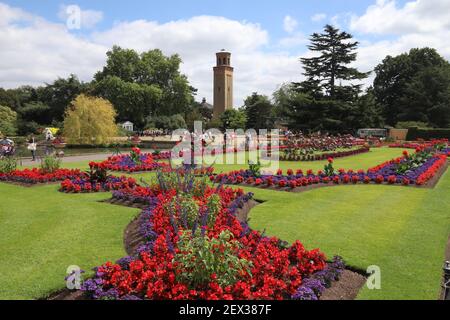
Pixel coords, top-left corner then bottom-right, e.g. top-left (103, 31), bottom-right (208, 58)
top-left (443, 261), bottom-right (450, 300)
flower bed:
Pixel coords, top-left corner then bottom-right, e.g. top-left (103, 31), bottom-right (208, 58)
top-left (0, 168), bottom-right (83, 185)
top-left (91, 148), bottom-right (169, 173)
top-left (389, 139), bottom-right (448, 150)
top-left (81, 172), bottom-right (343, 300)
top-left (60, 176), bottom-right (137, 193)
top-left (279, 146), bottom-right (370, 162)
top-left (212, 151), bottom-right (448, 190)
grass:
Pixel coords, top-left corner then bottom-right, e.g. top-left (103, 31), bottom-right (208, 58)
top-left (238, 170), bottom-right (450, 300)
top-left (0, 183), bottom-right (139, 300)
top-left (1, 146), bottom-right (449, 300)
top-left (205, 147), bottom-right (406, 174)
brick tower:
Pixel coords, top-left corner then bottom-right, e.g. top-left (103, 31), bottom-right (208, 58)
top-left (213, 50), bottom-right (234, 119)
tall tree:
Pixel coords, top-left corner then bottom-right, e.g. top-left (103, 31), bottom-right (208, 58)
top-left (220, 109), bottom-right (247, 130)
top-left (374, 48), bottom-right (450, 127)
top-left (63, 95), bottom-right (117, 145)
top-left (39, 75), bottom-right (88, 123)
top-left (93, 46), bottom-right (196, 128)
top-left (0, 105), bottom-right (18, 136)
top-left (243, 93), bottom-right (274, 129)
top-left (299, 24), bottom-right (368, 99)
top-left (285, 25), bottom-right (369, 132)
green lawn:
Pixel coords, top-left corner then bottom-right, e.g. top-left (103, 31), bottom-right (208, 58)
top-left (240, 172), bottom-right (450, 300)
top-left (1, 147), bottom-right (449, 300)
top-left (0, 183), bottom-right (139, 300)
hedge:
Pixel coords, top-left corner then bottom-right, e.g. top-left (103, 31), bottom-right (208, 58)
top-left (406, 127), bottom-right (450, 140)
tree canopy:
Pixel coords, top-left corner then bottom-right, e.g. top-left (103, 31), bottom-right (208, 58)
top-left (373, 48), bottom-right (450, 128)
top-left (284, 25), bottom-right (371, 133)
top-left (93, 46), bottom-right (196, 129)
top-left (220, 109), bottom-right (247, 130)
top-left (243, 93), bottom-right (275, 130)
top-left (63, 95), bottom-right (117, 145)
top-left (0, 105), bottom-right (18, 136)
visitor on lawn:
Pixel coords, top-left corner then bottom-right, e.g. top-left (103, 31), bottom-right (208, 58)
top-left (27, 135), bottom-right (37, 161)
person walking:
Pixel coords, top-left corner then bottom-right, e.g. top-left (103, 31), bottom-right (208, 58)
top-left (27, 134), bottom-right (37, 161)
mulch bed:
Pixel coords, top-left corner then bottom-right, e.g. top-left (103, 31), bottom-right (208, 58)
top-left (320, 270), bottom-right (367, 300)
top-left (100, 198), bottom-right (149, 210)
top-left (124, 214), bottom-right (147, 256)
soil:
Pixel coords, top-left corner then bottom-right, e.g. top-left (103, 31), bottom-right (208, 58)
top-left (100, 198), bottom-right (149, 210)
top-left (45, 288), bottom-right (87, 300)
top-left (124, 214), bottom-right (146, 256)
top-left (320, 270), bottom-right (367, 300)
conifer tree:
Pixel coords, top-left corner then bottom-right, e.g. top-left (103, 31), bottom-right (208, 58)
top-left (299, 24), bottom-right (368, 99)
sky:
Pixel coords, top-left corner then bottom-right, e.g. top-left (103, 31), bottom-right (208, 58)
top-left (1, 0), bottom-right (450, 106)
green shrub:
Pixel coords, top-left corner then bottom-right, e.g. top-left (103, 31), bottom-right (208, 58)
top-left (0, 157), bottom-right (17, 174)
top-left (248, 160), bottom-right (261, 178)
top-left (174, 230), bottom-right (252, 288)
top-left (396, 121), bottom-right (429, 129)
top-left (406, 127), bottom-right (450, 140)
top-left (40, 156), bottom-right (61, 173)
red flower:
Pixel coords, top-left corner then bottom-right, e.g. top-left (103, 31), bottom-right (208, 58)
top-left (278, 180), bottom-right (287, 188)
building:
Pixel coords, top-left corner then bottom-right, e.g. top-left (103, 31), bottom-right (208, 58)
top-left (213, 50), bottom-right (234, 119)
top-left (200, 97), bottom-right (213, 110)
top-left (121, 121), bottom-right (134, 132)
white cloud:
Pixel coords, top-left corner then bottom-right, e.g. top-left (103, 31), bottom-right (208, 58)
top-left (350, 0), bottom-right (450, 35)
top-left (283, 15), bottom-right (298, 33)
top-left (349, 0), bottom-right (450, 88)
top-left (0, 3), bottom-right (305, 107)
top-left (311, 13), bottom-right (327, 23)
top-left (278, 33), bottom-right (307, 48)
top-left (58, 4), bottom-right (103, 29)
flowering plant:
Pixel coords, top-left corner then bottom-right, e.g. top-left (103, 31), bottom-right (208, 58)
top-left (82, 175), bottom-right (328, 300)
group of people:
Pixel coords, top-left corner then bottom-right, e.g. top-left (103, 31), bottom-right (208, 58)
top-left (140, 129), bottom-right (171, 138)
top-left (0, 134), bottom-right (44, 162)
top-left (0, 136), bottom-right (15, 158)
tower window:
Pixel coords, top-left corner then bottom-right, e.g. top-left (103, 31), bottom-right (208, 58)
top-left (223, 58), bottom-right (227, 65)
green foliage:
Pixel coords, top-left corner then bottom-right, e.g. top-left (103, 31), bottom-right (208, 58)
top-left (284, 25), bottom-right (369, 132)
top-left (243, 93), bottom-right (275, 129)
top-left (40, 156), bottom-right (61, 174)
top-left (396, 121), bottom-right (429, 129)
top-left (38, 75), bottom-right (88, 122)
top-left (220, 109), bottom-right (247, 130)
top-left (93, 46), bottom-right (196, 128)
top-left (0, 105), bottom-right (18, 136)
top-left (323, 160), bottom-right (335, 177)
top-left (63, 94), bottom-right (117, 145)
top-left (374, 48), bottom-right (450, 127)
top-left (170, 195), bottom-right (200, 229)
top-left (299, 24), bottom-right (369, 99)
top-left (146, 114), bottom-right (186, 130)
top-left (205, 194), bottom-right (222, 227)
top-left (248, 160), bottom-right (262, 178)
top-left (0, 157), bottom-right (17, 174)
top-left (87, 166), bottom-right (109, 184)
top-left (174, 230), bottom-right (252, 288)
top-left (406, 127), bottom-right (450, 140)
